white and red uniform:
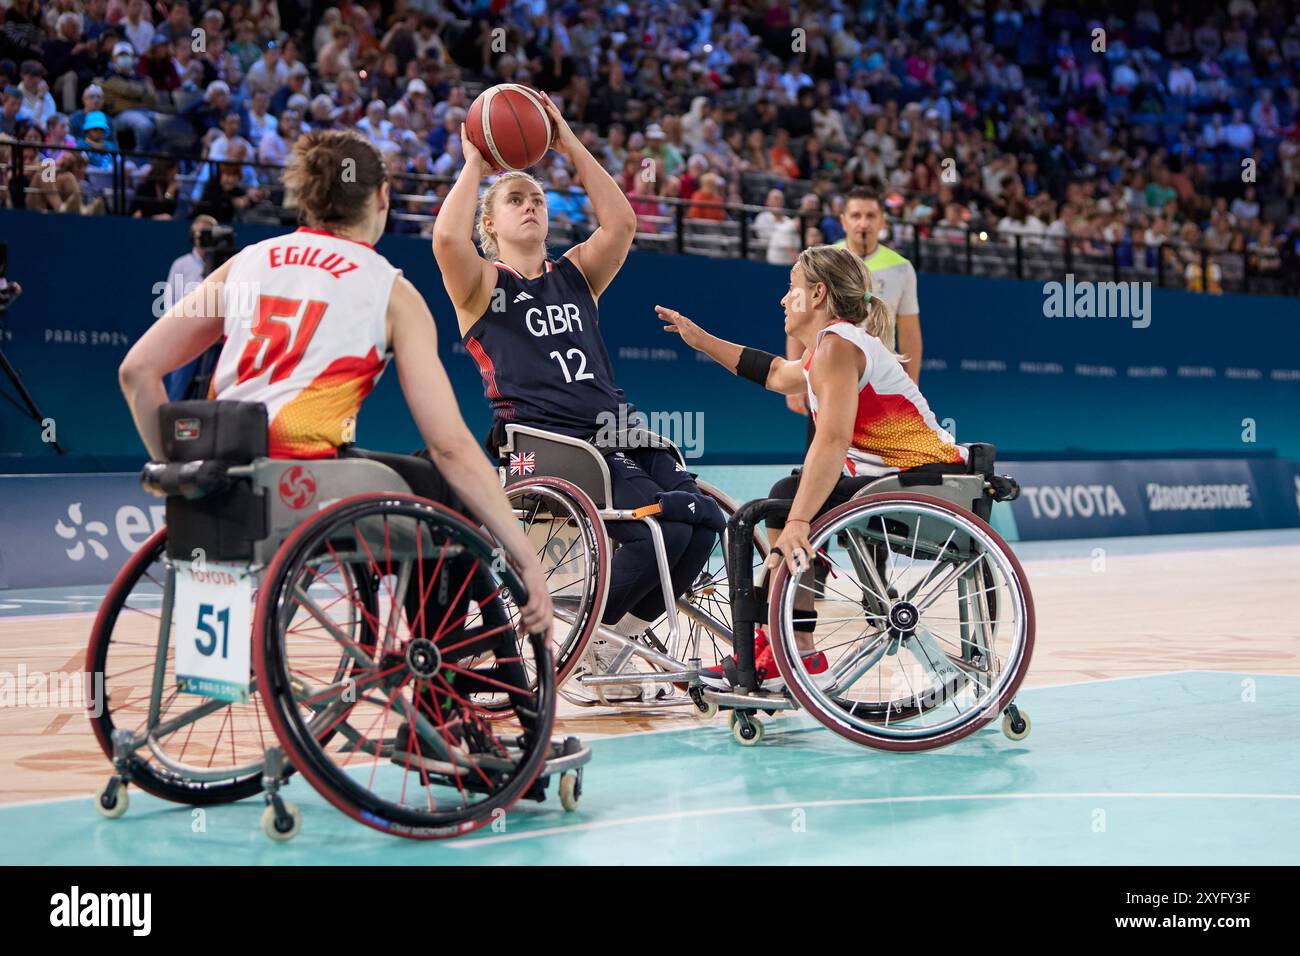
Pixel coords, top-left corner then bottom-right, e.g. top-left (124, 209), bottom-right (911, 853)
top-left (805, 320), bottom-right (966, 478)
top-left (209, 227), bottom-right (400, 459)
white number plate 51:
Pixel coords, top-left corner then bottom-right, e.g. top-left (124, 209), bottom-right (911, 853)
top-left (172, 561), bottom-right (253, 703)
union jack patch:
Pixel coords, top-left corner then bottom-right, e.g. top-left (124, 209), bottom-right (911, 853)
top-left (509, 451), bottom-right (536, 476)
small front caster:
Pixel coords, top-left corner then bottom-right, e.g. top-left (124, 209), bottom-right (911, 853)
top-left (261, 800), bottom-right (301, 841)
top-left (94, 779), bottom-right (129, 819)
top-left (559, 771), bottom-right (581, 811)
top-left (1002, 705), bottom-right (1031, 741)
top-left (732, 712), bottom-right (764, 746)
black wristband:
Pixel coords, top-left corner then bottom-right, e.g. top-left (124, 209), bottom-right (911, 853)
top-left (736, 347), bottom-right (778, 385)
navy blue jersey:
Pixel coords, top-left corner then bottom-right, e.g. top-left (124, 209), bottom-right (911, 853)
top-left (463, 256), bottom-right (630, 438)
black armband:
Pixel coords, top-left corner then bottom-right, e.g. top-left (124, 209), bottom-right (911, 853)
top-left (736, 347), bottom-right (778, 386)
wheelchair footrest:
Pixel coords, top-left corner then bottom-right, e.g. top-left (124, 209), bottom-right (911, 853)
top-left (701, 689), bottom-right (796, 711)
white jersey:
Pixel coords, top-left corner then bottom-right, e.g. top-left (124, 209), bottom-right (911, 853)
top-left (805, 321), bottom-right (966, 478)
top-left (210, 227), bottom-right (401, 458)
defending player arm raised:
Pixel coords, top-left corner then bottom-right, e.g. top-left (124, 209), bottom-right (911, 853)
top-left (655, 304), bottom-right (807, 396)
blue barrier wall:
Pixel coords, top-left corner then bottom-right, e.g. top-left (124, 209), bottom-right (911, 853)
top-left (4, 456), bottom-right (1298, 589)
top-left (2, 208), bottom-right (1298, 466)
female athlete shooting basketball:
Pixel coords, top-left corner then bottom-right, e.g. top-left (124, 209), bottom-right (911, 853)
top-left (433, 95), bottom-right (716, 697)
top-left (118, 129), bottom-right (552, 637)
top-left (657, 244), bottom-right (966, 689)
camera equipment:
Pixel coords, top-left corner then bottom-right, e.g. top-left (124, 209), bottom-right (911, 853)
top-left (197, 224), bottom-right (239, 277)
top-left (0, 241), bottom-right (68, 453)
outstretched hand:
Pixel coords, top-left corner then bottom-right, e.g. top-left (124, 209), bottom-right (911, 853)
top-left (655, 305), bottom-right (708, 351)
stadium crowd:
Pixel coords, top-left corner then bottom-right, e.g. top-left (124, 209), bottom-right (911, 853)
top-left (2, 0), bottom-right (1299, 290)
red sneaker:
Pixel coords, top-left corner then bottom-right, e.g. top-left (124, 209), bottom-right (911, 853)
top-left (754, 643), bottom-right (830, 691)
top-left (698, 627), bottom-right (770, 689)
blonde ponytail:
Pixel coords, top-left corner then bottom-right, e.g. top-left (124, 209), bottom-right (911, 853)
top-left (796, 244), bottom-right (906, 362)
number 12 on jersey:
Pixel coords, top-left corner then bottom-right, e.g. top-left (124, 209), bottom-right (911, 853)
top-left (548, 347), bottom-right (594, 383)
top-left (173, 561), bottom-right (253, 703)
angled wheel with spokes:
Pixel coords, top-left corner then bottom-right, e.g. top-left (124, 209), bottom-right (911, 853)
top-left (768, 492), bottom-right (1034, 752)
top-left (254, 493), bottom-right (557, 838)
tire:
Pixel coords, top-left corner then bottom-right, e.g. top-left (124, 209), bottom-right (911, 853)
top-left (768, 492), bottom-right (1035, 752)
top-left (254, 493), bottom-right (557, 839)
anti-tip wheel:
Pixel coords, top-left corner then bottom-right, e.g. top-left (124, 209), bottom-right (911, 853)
top-left (732, 715), bottom-right (764, 746)
top-left (94, 781), bottom-right (128, 819)
top-left (559, 773), bottom-right (581, 812)
top-left (694, 698), bottom-right (718, 720)
top-left (261, 801), bottom-right (302, 842)
top-left (1002, 710), bottom-right (1031, 741)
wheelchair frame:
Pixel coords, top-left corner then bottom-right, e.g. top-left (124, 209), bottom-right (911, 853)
top-left (499, 424), bottom-right (1033, 749)
top-left (89, 418), bottom-right (591, 840)
top-left (501, 423), bottom-right (752, 706)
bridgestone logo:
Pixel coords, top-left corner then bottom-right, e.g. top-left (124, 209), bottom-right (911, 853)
top-left (1146, 483), bottom-right (1252, 511)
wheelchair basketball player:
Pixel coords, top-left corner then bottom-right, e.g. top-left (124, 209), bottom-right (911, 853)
top-left (117, 129), bottom-right (553, 733)
top-left (657, 244), bottom-right (967, 689)
top-left (432, 96), bottom-right (718, 699)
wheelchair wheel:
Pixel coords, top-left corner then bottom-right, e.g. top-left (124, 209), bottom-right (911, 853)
top-left (86, 528), bottom-right (375, 805)
top-left (767, 492), bottom-right (1034, 751)
top-left (254, 493), bottom-right (556, 838)
top-left (498, 477), bottom-right (609, 694)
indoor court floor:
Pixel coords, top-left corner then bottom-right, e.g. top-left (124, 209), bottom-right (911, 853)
top-left (2, 528), bottom-right (1297, 865)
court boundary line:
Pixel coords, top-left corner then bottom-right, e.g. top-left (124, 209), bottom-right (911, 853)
top-left (5, 670), bottom-right (1296, 811)
top-left (450, 791), bottom-right (1300, 848)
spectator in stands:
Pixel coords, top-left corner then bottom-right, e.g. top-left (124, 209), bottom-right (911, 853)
top-left (129, 156), bottom-right (178, 218)
top-left (686, 172), bottom-right (726, 221)
top-left (243, 40), bottom-right (286, 98)
top-left (100, 41), bottom-right (158, 150)
top-left (258, 107), bottom-right (300, 167)
top-left (75, 109), bottom-right (114, 169)
top-left (121, 0), bottom-right (155, 57)
top-left (544, 166), bottom-right (591, 227)
top-left (192, 158), bottom-right (265, 223)
top-left (18, 60), bottom-right (54, 131)
top-left (271, 61), bottom-right (311, 115)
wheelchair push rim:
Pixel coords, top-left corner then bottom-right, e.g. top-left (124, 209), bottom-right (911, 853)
top-left (253, 493), bottom-right (557, 839)
top-left (768, 491), bottom-right (1035, 752)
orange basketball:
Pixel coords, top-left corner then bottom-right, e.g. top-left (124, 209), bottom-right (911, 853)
top-left (464, 84), bottom-right (554, 171)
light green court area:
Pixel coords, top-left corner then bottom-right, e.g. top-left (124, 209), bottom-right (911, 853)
top-left (3, 671), bottom-right (1296, 865)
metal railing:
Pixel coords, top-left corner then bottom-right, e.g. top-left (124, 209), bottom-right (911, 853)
top-left (4, 143), bottom-right (1296, 297)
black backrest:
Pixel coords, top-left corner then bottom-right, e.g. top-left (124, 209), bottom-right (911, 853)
top-left (159, 401), bottom-right (269, 561)
top-left (161, 401), bottom-right (268, 463)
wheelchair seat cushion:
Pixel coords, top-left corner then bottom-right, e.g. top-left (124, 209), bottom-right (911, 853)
top-left (339, 446), bottom-right (468, 518)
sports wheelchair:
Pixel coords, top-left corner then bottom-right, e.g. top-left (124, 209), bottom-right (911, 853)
top-left (86, 401), bottom-right (589, 840)
top-left (498, 423), bottom-right (769, 708)
top-left (498, 425), bottom-right (1034, 751)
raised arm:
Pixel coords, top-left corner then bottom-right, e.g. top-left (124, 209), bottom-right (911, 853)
top-left (388, 276), bottom-right (552, 636)
top-left (119, 258), bottom-right (233, 460)
top-left (430, 126), bottom-right (498, 326)
top-left (540, 97), bottom-right (637, 300)
top-left (655, 305), bottom-right (807, 395)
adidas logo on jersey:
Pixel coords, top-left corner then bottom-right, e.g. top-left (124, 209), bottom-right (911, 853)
top-left (513, 291), bottom-right (534, 303)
